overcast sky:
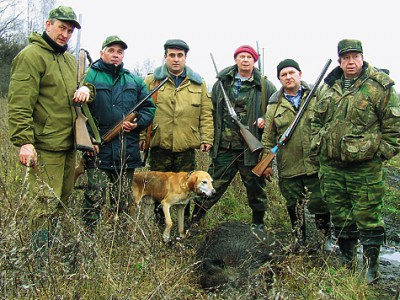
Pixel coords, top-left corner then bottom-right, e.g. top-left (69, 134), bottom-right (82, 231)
top-left (56, 0), bottom-right (399, 90)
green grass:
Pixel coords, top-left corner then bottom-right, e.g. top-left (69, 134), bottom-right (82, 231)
top-left (0, 98), bottom-right (398, 299)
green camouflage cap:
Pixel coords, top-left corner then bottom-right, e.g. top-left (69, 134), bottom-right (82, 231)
top-left (337, 39), bottom-right (363, 56)
top-left (48, 6), bottom-right (81, 29)
top-left (102, 35), bottom-right (128, 50)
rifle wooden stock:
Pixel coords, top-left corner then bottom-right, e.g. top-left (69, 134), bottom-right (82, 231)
top-left (101, 77), bottom-right (168, 145)
top-left (252, 59), bottom-right (332, 177)
top-left (251, 145), bottom-right (278, 177)
top-left (210, 53), bottom-right (264, 153)
top-left (101, 112), bottom-right (139, 145)
top-left (74, 49), bottom-right (95, 152)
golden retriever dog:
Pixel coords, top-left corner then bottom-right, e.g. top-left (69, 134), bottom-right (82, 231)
top-left (130, 171), bottom-right (215, 242)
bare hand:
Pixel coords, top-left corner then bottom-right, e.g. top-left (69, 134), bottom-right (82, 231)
top-left (253, 117), bottom-right (265, 129)
top-left (123, 121), bottom-right (138, 133)
top-left (200, 143), bottom-right (212, 152)
top-left (20, 144), bottom-right (37, 167)
top-left (73, 86), bottom-right (90, 103)
top-left (263, 167), bottom-right (273, 182)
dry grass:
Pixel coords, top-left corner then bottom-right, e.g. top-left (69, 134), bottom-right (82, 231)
top-left (0, 98), bottom-right (387, 299)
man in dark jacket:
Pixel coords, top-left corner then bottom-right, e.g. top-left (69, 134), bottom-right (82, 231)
top-left (82, 36), bottom-right (155, 230)
top-left (192, 45), bottom-right (276, 230)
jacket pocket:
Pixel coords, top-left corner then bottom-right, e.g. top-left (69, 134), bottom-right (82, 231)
top-left (340, 133), bottom-right (381, 162)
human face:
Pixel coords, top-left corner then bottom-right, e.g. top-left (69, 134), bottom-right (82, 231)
top-left (339, 52), bottom-right (363, 79)
top-left (279, 67), bottom-right (302, 94)
top-left (45, 19), bottom-right (75, 47)
top-left (100, 44), bottom-right (125, 66)
top-left (164, 49), bottom-right (186, 75)
top-left (235, 52), bottom-right (255, 77)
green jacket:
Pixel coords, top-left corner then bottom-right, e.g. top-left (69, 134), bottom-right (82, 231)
top-left (144, 64), bottom-right (214, 152)
top-left (8, 32), bottom-right (81, 151)
top-left (262, 81), bottom-right (318, 178)
top-left (311, 62), bottom-right (400, 164)
top-left (211, 65), bottom-right (276, 166)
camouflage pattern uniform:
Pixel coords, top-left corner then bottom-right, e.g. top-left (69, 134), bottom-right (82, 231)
top-left (311, 41), bottom-right (400, 278)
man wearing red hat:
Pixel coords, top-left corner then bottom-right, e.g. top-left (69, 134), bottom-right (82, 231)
top-left (192, 45), bottom-right (276, 230)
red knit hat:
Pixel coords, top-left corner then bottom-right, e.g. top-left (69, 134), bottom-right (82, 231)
top-left (233, 45), bottom-right (259, 62)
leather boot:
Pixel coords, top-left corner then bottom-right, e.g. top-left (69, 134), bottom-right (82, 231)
top-left (251, 210), bottom-right (265, 231)
top-left (315, 213), bottom-right (333, 251)
top-left (191, 203), bottom-right (207, 227)
top-left (362, 245), bottom-right (381, 284)
top-left (287, 206), bottom-right (306, 245)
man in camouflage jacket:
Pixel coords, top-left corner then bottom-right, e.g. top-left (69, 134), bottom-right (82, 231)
top-left (311, 39), bottom-right (400, 283)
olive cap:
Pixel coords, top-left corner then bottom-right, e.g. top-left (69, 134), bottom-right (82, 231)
top-left (337, 39), bottom-right (363, 56)
top-left (48, 6), bottom-right (81, 29)
top-left (163, 39), bottom-right (190, 52)
top-left (102, 35), bottom-right (128, 50)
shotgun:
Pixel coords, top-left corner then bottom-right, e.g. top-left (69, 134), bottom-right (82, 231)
top-left (74, 49), bottom-right (95, 152)
top-left (210, 53), bottom-right (264, 152)
top-left (251, 59), bottom-right (332, 177)
top-left (101, 77), bottom-right (168, 145)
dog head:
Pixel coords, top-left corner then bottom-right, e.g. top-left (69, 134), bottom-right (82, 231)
top-left (188, 171), bottom-right (215, 197)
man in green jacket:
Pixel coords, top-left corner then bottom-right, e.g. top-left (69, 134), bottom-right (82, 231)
top-left (311, 39), bottom-right (400, 283)
top-left (191, 45), bottom-right (276, 230)
top-left (143, 39), bottom-right (214, 226)
top-left (262, 59), bottom-right (332, 250)
top-left (7, 6), bottom-right (92, 264)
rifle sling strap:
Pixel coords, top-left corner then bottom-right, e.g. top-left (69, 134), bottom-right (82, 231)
top-left (82, 103), bottom-right (101, 144)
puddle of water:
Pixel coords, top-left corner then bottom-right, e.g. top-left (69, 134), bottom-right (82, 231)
top-left (381, 247), bottom-right (400, 262)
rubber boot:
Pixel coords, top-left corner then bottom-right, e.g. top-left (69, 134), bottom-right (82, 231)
top-left (337, 237), bottom-right (358, 271)
top-left (251, 210), bottom-right (265, 231)
top-left (359, 228), bottom-right (384, 284)
top-left (315, 213), bottom-right (333, 251)
top-left (32, 230), bottom-right (52, 272)
top-left (287, 206), bottom-right (306, 246)
top-left (362, 245), bottom-right (381, 284)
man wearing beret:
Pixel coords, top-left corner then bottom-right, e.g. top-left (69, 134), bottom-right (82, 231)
top-left (191, 45), bottom-right (276, 230)
top-left (8, 5), bottom-right (93, 264)
top-left (143, 39), bottom-right (214, 227)
top-left (262, 59), bottom-right (332, 250)
top-left (81, 35), bottom-right (155, 231)
top-left (311, 39), bottom-right (400, 283)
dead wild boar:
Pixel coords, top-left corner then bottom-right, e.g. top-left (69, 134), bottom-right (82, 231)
top-left (196, 221), bottom-right (280, 291)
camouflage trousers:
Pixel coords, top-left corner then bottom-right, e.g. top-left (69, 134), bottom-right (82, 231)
top-left (279, 173), bottom-right (329, 215)
top-left (149, 147), bottom-right (196, 172)
top-left (27, 148), bottom-right (76, 231)
top-left (82, 168), bottom-right (134, 225)
top-left (196, 149), bottom-right (267, 212)
top-left (319, 157), bottom-right (385, 230)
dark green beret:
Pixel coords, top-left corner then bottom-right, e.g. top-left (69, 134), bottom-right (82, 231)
top-left (102, 35), bottom-right (128, 50)
top-left (337, 39), bottom-right (363, 56)
top-left (277, 59), bottom-right (301, 79)
top-left (48, 5), bottom-right (81, 29)
top-left (163, 39), bottom-right (190, 52)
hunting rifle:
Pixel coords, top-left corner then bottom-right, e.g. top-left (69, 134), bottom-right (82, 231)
top-left (210, 53), bottom-right (264, 152)
top-left (74, 49), bottom-right (95, 152)
top-left (101, 77), bottom-right (168, 145)
top-left (251, 59), bottom-right (332, 177)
